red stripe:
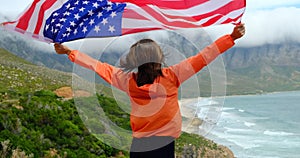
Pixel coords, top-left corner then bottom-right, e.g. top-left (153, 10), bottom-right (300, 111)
top-left (2, 21), bottom-right (17, 25)
top-left (123, 8), bottom-right (149, 20)
top-left (34, 0), bottom-right (57, 34)
top-left (122, 28), bottom-right (162, 35)
top-left (111, 0), bottom-right (209, 9)
top-left (190, 0), bottom-right (245, 21)
top-left (16, 0), bottom-right (42, 31)
top-left (123, 0), bottom-right (245, 29)
top-left (138, 0), bottom-right (245, 23)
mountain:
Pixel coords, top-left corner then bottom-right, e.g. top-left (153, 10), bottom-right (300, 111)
top-left (1, 12), bottom-right (300, 96)
top-left (0, 13), bottom-right (72, 72)
top-left (224, 43), bottom-right (300, 68)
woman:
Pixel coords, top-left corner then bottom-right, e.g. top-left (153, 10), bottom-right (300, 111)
top-left (54, 24), bottom-right (245, 158)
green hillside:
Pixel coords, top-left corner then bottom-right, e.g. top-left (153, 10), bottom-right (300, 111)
top-left (0, 48), bottom-right (72, 93)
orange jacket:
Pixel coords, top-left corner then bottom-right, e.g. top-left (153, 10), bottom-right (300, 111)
top-left (68, 35), bottom-right (235, 138)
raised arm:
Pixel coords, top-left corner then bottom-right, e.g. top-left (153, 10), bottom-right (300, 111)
top-left (54, 43), bottom-right (129, 92)
top-left (170, 24), bottom-right (245, 86)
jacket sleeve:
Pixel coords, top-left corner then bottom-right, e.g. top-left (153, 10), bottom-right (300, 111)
top-left (169, 34), bottom-right (235, 87)
top-left (68, 50), bottom-right (129, 92)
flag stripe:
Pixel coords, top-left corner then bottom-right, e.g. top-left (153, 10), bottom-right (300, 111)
top-left (1, 0), bottom-right (246, 43)
top-left (150, 1), bottom-right (245, 22)
top-left (16, 0), bottom-right (42, 30)
top-left (38, 0), bottom-right (69, 37)
top-left (122, 2), bottom-right (246, 30)
top-left (111, 0), bottom-right (210, 9)
top-left (34, 0), bottom-right (57, 34)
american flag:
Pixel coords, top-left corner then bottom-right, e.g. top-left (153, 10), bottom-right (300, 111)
top-left (1, 0), bottom-right (246, 43)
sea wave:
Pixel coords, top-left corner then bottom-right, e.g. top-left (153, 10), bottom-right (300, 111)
top-left (263, 130), bottom-right (294, 136)
top-left (244, 121), bottom-right (256, 127)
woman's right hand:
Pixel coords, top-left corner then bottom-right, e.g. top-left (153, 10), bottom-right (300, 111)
top-left (54, 43), bottom-right (72, 55)
top-left (230, 23), bottom-right (245, 41)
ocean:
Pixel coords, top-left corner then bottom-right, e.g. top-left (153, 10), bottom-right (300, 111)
top-left (199, 91), bottom-right (300, 158)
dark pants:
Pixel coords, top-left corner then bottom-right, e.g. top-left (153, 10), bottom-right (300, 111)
top-left (130, 136), bottom-right (175, 158)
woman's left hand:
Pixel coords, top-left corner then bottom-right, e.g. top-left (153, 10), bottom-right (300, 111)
top-left (54, 43), bottom-right (72, 55)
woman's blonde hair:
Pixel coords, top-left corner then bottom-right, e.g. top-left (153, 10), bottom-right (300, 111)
top-left (120, 39), bottom-right (164, 87)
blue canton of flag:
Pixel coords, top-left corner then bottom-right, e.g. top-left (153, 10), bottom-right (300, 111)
top-left (44, 0), bottom-right (126, 43)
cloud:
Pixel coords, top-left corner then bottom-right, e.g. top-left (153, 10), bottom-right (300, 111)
top-left (204, 7), bottom-right (300, 47)
top-left (247, 0), bottom-right (300, 10)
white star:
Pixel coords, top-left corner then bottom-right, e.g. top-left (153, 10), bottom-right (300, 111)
top-left (63, 11), bottom-right (70, 16)
top-left (82, 27), bottom-right (88, 33)
top-left (83, 1), bottom-right (89, 5)
top-left (70, 21), bottom-right (76, 27)
top-left (74, 29), bottom-right (78, 35)
top-left (51, 27), bottom-right (54, 33)
top-left (59, 18), bottom-right (67, 22)
top-left (75, 1), bottom-right (79, 5)
top-left (63, 33), bottom-right (67, 37)
top-left (65, 3), bottom-right (71, 9)
top-left (54, 29), bottom-right (58, 33)
top-left (66, 27), bottom-right (72, 32)
top-left (51, 19), bottom-right (56, 23)
top-left (88, 10), bottom-right (94, 16)
top-left (69, 7), bottom-right (75, 11)
top-left (89, 19), bottom-right (95, 25)
top-left (74, 14), bottom-right (80, 20)
top-left (94, 25), bottom-right (101, 33)
top-left (53, 12), bottom-right (59, 17)
top-left (56, 23), bottom-right (62, 27)
top-left (93, 2), bottom-right (99, 8)
top-left (106, 6), bottom-right (112, 12)
top-left (101, 18), bottom-right (108, 25)
top-left (97, 12), bottom-right (103, 18)
top-left (107, 1), bottom-right (113, 5)
top-left (110, 11), bottom-right (117, 18)
top-left (79, 7), bottom-right (85, 12)
top-left (79, 22), bottom-right (84, 27)
top-left (45, 24), bottom-right (49, 30)
top-left (108, 25), bottom-right (115, 33)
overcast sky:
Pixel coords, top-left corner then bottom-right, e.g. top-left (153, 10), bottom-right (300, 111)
top-left (0, 0), bottom-right (300, 47)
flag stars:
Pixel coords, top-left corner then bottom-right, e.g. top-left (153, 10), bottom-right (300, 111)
top-left (93, 2), bottom-right (100, 8)
top-left (101, 18), bottom-right (108, 25)
top-left (45, 24), bottom-right (49, 30)
top-left (79, 22), bottom-right (84, 27)
top-left (63, 11), bottom-right (71, 16)
top-left (66, 27), bottom-right (72, 32)
top-left (79, 7), bottom-right (85, 12)
top-left (108, 25), bottom-right (115, 33)
top-left (70, 21), bottom-right (76, 27)
top-left (88, 10), bottom-right (94, 16)
top-left (65, 3), bottom-right (71, 9)
top-left (106, 6), bottom-right (112, 12)
top-left (53, 12), bottom-right (59, 17)
top-left (83, 1), bottom-right (89, 5)
top-left (74, 29), bottom-right (78, 35)
top-left (74, 14), bottom-right (80, 20)
top-left (59, 18), bottom-right (67, 22)
top-left (74, 1), bottom-right (79, 5)
top-left (82, 27), bottom-right (88, 33)
top-left (94, 25), bottom-right (101, 33)
top-left (107, 1), bottom-right (113, 5)
top-left (110, 11), bottom-right (117, 18)
top-left (89, 19), bottom-right (95, 25)
top-left (97, 12), bottom-right (103, 18)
